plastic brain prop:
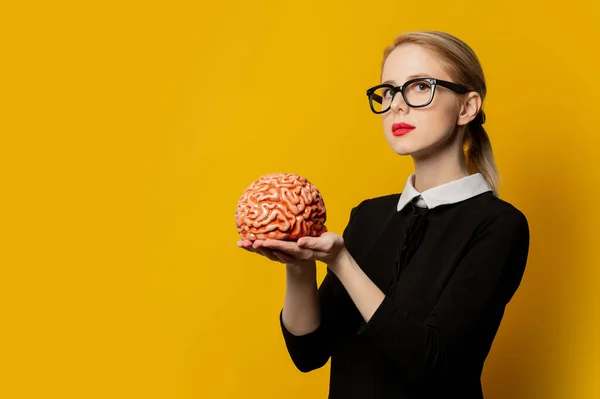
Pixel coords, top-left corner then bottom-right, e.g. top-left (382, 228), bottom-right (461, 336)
top-left (236, 173), bottom-right (328, 241)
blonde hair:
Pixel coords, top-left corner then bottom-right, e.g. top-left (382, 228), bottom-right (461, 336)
top-left (382, 31), bottom-right (500, 196)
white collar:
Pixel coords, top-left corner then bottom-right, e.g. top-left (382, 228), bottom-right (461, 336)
top-left (397, 173), bottom-right (492, 212)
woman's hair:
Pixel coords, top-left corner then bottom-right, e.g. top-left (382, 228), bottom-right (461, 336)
top-left (382, 31), bottom-right (500, 196)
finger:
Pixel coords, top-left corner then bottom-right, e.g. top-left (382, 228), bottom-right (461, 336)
top-left (256, 247), bottom-right (285, 263)
top-left (237, 240), bottom-right (257, 254)
top-left (267, 249), bottom-right (287, 263)
top-left (298, 237), bottom-right (327, 251)
top-left (252, 241), bottom-right (275, 259)
top-left (255, 239), bottom-right (312, 262)
top-left (237, 240), bottom-right (250, 251)
top-left (261, 238), bottom-right (292, 248)
top-left (237, 239), bottom-right (251, 247)
top-left (261, 239), bottom-right (304, 254)
top-left (271, 250), bottom-right (298, 264)
top-left (296, 236), bottom-right (315, 249)
top-left (261, 240), bottom-right (313, 260)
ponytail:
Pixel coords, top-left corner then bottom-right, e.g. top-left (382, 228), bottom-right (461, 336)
top-left (464, 115), bottom-right (499, 196)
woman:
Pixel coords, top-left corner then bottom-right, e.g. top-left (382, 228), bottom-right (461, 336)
top-left (237, 31), bottom-right (530, 399)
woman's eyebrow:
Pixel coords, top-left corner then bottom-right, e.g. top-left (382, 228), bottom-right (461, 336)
top-left (382, 73), bottom-right (434, 85)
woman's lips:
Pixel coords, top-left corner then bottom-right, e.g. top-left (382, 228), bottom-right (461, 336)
top-left (392, 122), bottom-right (415, 136)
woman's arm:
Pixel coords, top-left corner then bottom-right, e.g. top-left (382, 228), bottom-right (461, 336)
top-left (327, 208), bottom-right (530, 384)
top-left (281, 263), bottom-right (320, 336)
top-left (276, 202), bottom-right (367, 372)
top-left (327, 249), bottom-right (385, 323)
top-left (279, 267), bottom-right (355, 372)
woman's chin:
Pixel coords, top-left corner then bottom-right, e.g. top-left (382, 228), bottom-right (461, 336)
top-left (387, 141), bottom-right (420, 156)
top-left (386, 136), bottom-right (445, 159)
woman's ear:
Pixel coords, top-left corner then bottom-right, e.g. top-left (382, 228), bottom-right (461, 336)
top-left (457, 92), bottom-right (482, 126)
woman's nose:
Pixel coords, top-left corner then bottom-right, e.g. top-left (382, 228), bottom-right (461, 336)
top-left (390, 92), bottom-right (408, 114)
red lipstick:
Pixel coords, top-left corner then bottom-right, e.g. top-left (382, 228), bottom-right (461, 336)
top-left (392, 122), bottom-right (415, 136)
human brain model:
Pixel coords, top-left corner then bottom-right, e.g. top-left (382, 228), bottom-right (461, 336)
top-left (236, 173), bottom-right (327, 241)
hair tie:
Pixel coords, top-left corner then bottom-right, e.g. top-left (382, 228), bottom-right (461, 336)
top-left (473, 110), bottom-right (486, 125)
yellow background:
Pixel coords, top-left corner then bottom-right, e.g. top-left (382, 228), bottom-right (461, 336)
top-left (2, 1), bottom-right (599, 398)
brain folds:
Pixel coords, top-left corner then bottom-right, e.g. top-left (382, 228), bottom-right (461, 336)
top-left (236, 173), bottom-right (327, 241)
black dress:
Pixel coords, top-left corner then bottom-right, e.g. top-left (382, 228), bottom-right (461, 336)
top-left (280, 191), bottom-right (530, 399)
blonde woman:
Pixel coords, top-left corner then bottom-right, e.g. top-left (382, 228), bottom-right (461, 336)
top-left (238, 31), bottom-right (530, 399)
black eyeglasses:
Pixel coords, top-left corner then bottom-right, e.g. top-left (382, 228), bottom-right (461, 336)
top-left (366, 78), bottom-right (470, 114)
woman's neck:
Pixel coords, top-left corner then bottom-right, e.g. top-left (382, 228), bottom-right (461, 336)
top-left (412, 154), bottom-right (469, 192)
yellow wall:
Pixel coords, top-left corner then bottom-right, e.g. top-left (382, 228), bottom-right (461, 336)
top-left (3, 1), bottom-right (600, 398)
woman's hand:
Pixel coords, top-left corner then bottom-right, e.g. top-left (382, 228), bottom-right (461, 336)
top-left (238, 232), bottom-right (346, 266)
top-left (237, 232), bottom-right (346, 267)
top-left (237, 238), bottom-right (315, 268)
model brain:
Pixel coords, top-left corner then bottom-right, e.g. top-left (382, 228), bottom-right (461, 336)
top-left (236, 173), bottom-right (327, 241)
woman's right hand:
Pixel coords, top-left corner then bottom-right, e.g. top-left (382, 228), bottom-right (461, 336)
top-left (237, 239), bottom-right (316, 268)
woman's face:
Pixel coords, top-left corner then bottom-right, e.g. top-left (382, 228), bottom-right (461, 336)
top-left (379, 44), bottom-right (467, 159)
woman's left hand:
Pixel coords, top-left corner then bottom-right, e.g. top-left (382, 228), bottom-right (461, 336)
top-left (258, 232), bottom-right (346, 266)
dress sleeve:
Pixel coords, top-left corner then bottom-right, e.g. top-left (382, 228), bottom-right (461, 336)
top-left (279, 200), bottom-right (366, 372)
top-left (356, 207), bottom-right (530, 383)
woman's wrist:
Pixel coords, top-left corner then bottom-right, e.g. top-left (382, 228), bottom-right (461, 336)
top-left (327, 247), bottom-right (352, 276)
top-left (285, 261), bottom-right (317, 278)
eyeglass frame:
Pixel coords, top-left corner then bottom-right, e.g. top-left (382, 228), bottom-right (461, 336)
top-left (366, 77), bottom-right (471, 114)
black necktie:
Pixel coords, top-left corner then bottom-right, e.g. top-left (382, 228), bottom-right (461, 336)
top-left (386, 200), bottom-right (429, 298)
